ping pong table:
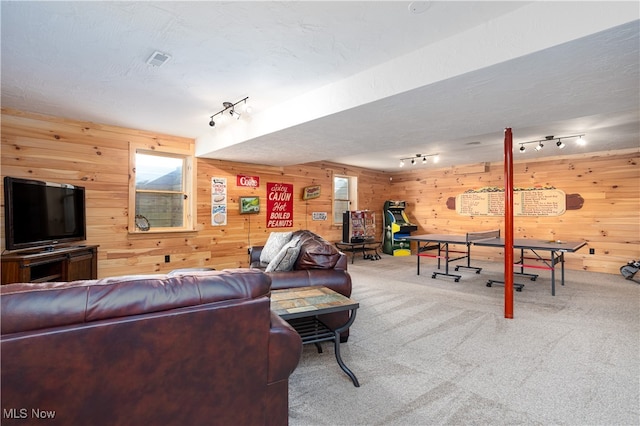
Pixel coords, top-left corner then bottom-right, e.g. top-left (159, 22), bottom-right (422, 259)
top-left (472, 237), bottom-right (587, 296)
top-left (405, 230), bottom-right (499, 282)
top-left (406, 231), bottom-right (587, 295)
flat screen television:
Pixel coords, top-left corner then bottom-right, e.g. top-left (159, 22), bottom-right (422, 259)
top-left (3, 176), bottom-right (87, 251)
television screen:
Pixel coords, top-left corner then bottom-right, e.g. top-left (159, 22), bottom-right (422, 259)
top-left (392, 212), bottom-right (407, 223)
top-left (4, 176), bottom-right (87, 251)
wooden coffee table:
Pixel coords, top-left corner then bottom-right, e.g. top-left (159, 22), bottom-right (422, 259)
top-left (270, 286), bottom-right (360, 387)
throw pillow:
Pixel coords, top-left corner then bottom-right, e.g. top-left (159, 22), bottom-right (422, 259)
top-left (295, 235), bottom-right (341, 270)
top-left (265, 237), bottom-right (302, 272)
top-left (259, 231), bottom-right (293, 266)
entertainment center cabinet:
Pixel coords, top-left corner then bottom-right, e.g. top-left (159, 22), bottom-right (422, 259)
top-left (1, 245), bottom-right (98, 285)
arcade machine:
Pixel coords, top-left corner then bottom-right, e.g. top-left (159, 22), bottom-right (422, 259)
top-left (342, 210), bottom-right (376, 243)
top-left (382, 200), bottom-right (417, 256)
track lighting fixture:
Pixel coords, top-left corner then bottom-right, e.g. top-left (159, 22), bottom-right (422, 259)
top-left (517, 134), bottom-right (585, 154)
top-left (399, 153), bottom-right (439, 167)
top-left (208, 97), bottom-right (249, 127)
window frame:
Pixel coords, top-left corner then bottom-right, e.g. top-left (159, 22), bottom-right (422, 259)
top-left (128, 143), bottom-right (196, 234)
top-left (333, 174), bottom-right (358, 225)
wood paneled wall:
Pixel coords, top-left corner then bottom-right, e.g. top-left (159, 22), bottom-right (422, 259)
top-left (391, 151), bottom-right (640, 273)
top-left (0, 109), bottom-right (389, 277)
top-left (2, 109), bottom-right (638, 277)
top-left (194, 159), bottom-right (389, 271)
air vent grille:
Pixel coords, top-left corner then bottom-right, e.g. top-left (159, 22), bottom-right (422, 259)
top-left (146, 51), bottom-right (172, 67)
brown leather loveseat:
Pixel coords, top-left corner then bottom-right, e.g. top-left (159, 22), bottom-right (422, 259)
top-left (250, 230), bottom-right (353, 341)
top-left (1, 269), bottom-right (302, 426)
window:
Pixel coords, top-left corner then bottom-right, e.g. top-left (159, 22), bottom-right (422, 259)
top-left (333, 175), bottom-right (357, 224)
top-left (129, 147), bottom-right (195, 233)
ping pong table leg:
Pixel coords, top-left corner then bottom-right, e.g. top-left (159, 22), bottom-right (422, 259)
top-left (514, 248), bottom-right (539, 281)
top-left (416, 242), bottom-right (421, 276)
top-left (455, 242), bottom-right (482, 274)
top-left (431, 242), bottom-right (462, 281)
top-left (444, 243), bottom-right (449, 275)
top-left (486, 279), bottom-right (524, 292)
top-left (551, 251), bottom-right (556, 296)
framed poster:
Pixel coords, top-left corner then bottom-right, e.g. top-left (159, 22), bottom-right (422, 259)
top-left (266, 182), bottom-right (293, 228)
top-left (239, 196), bottom-right (260, 214)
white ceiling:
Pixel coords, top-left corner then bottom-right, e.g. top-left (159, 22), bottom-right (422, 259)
top-left (2, 1), bottom-right (639, 172)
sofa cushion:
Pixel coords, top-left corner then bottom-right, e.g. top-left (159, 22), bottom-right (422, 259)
top-left (265, 236), bottom-right (302, 272)
top-left (259, 231), bottom-right (293, 266)
top-left (295, 233), bottom-right (341, 270)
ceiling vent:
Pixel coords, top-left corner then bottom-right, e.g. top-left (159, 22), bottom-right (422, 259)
top-left (146, 51), bottom-right (172, 67)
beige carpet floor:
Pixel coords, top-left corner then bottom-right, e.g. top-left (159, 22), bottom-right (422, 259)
top-left (287, 254), bottom-right (640, 426)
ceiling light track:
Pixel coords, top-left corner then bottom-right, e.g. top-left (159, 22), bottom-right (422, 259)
top-left (209, 96), bottom-right (249, 127)
top-left (399, 153), bottom-right (439, 167)
top-left (517, 134), bottom-right (586, 153)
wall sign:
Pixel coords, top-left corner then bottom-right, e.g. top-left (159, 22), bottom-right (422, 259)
top-left (267, 182), bottom-right (293, 228)
top-left (312, 212), bottom-right (327, 221)
top-left (211, 177), bottom-right (227, 226)
top-left (447, 187), bottom-right (583, 217)
top-left (237, 174), bottom-right (259, 188)
top-left (302, 185), bottom-right (321, 200)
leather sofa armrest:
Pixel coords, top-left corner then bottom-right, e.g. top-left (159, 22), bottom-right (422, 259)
top-left (334, 252), bottom-right (348, 271)
top-left (268, 269), bottom-right (352, 297)
top-left (249, 246), bottom-right (264, 267)
top-left (268, 311), bottom-right (302, 384)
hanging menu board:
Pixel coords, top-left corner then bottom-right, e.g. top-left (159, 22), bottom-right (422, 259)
top-left (211, 177), bottom-right (227, 226)
top-left (455, 188), bottom-right (567, 217)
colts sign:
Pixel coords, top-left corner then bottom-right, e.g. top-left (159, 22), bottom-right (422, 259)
top-left (237, 175), bottom-right (260, 188)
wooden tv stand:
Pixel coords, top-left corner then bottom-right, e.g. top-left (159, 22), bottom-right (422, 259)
top-left (1, 245), bottom-right (98, 285)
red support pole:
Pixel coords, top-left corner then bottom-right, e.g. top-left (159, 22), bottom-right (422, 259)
top-left (504, 128), bottom-right (514, 319)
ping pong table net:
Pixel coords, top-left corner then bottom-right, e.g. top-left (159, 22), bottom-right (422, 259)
top-left (466, 229), bottom-right (500, 242)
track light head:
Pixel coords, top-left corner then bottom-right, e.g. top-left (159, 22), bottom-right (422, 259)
top-left (399, 153), bottom-right (439, 167)
top-left (518, 133), bottom-right (584, 154)
top-left (208, 97), bottom-right (249, 127)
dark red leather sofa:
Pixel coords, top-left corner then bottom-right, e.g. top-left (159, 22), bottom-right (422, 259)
top-left (250, 230), bottom-right (353, 341)
top-left (0, 269), bottom-right (302, 426)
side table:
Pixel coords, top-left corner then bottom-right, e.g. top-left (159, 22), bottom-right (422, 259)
top-left (270, 286), bottom-right (360, 387)
top-left (335, 240), bottom-right (382, 264)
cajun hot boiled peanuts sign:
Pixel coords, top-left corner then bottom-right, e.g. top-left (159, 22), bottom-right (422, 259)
top-left (266, 183), bottom-right (293, 228)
